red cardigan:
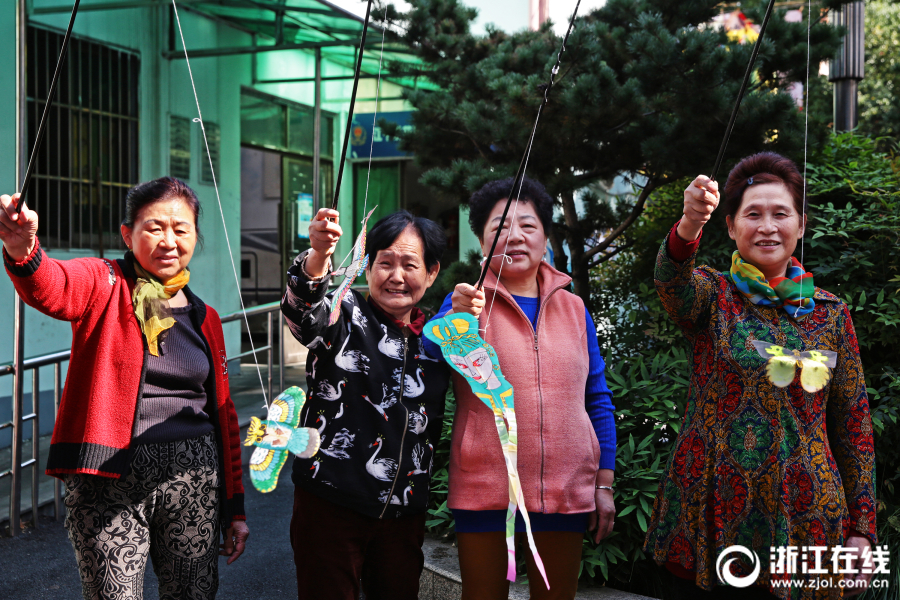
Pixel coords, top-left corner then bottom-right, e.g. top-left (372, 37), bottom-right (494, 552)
top-left (4, 240), bottom-right (245, 523)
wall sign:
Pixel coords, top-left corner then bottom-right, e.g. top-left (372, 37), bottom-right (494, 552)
top-left (350, 111), bottom-right (413, 159)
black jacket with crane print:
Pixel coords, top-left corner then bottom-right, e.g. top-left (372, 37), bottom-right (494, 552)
top-left (281, 250), bottom-right (449, 519)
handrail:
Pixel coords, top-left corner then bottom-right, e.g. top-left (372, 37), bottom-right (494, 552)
top-left (0, 350), bottom-right (73, 376)
top-left (220, 300), bottom-right (281, 322)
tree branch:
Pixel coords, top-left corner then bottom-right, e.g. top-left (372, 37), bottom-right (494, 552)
top-left (582, 179), bottom-right (657, 261)
top-left (586, 239), bottom-right (635, 268)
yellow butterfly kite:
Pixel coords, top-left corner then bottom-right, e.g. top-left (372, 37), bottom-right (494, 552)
top-left (750, 340), bottom-right (837, 393)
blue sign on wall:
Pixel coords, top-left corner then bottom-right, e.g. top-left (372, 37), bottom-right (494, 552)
top-left (349, 111), bottom-right (413, 159)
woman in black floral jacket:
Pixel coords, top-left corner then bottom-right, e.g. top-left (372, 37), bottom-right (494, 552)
top-left (281, 207), bottom-right (449, 600)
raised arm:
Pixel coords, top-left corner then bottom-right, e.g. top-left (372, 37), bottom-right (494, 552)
top-left (654, 176), bottom-right (722, 337)
top-left (2, 193), bottom-right (109, 321)
top-left (0, 193), bottom-right (36, 262)
top-left (281, 208), bottom-right (345, 346)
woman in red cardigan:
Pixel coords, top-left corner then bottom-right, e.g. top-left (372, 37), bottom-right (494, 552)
top-left (1, 178), bottom-right (248, 600)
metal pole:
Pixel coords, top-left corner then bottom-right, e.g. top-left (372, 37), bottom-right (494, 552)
top-left (17, 0), bottom-right (27, 187)
top-left (833, 80), bottom-right (860, 131)
top-left (10, 0), bottom-right (28, 539)
top-left (10, 298), bottom-right (25, 537)
top-left (267, 311), bottom-right (273, 403)
top-left (312, 47), bottom-right (321, 212)
top-left (53, 363), bottom-right (62, 520)
top-left (829, 1), bottom-right (865, 132)
top-left (251, 33), bottom-right (257, 85)
top-left (31, 369), bottom-right (39, 529)
top-left (278, 312), bottom-right (285, 393)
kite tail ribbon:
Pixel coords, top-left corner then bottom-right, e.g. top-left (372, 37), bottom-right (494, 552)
top-left (492, 399), bottom-right (549, 589)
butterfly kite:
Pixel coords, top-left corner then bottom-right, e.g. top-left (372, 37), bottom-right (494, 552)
top-left (751, 340), bottom-right (837, 393)
top-left (244, 386), bottom-right (320, 493)
top-left (425, 313), bottom-right (549, 589)
top-left (327, 206), bottom-right (378, 325)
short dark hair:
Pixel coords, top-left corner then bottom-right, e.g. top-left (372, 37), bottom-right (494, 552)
top-left (467, 177), bottom-right (554, 240)
top-left (722, 152), bottom-right (806, 221)
top-left (365, 210), bottom-right (446, 271)
top-left (123, 177), bottom-right (203, 245)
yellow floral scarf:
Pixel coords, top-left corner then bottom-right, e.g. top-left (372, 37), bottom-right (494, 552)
top-left (132, 259), bottom-right (190, 356)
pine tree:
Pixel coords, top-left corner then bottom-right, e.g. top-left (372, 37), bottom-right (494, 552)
top-left (380, 0), bottom-right (851, 300)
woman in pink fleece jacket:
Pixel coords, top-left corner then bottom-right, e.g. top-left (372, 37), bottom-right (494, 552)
top-left (425, 177), bottom-right (617, 600)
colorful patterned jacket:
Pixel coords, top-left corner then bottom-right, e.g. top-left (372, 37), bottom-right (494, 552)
top-left (281, 250), bottom-right (449, 519)
top-left (3, 241), bottom-right (245, 525)
top-left (644, 228), bottom-right (877, 598)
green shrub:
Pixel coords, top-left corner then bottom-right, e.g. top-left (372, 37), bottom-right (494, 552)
top-left (425, 390), bottom-right (457, 539)
top-left (805, 133), bottom-right (900, 509)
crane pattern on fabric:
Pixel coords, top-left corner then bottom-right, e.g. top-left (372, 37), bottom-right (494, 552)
top-left (425, 313), bottom-right (549, 589)
top-left (244, 386), bottom-right (320, 493)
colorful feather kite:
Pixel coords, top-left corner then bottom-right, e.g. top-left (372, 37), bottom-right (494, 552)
top-left (244, 386), bottom-right (320, 493)
top-left (328, 207), bottom-right (378, 325)
top-left (750, 340), bottom-right (837, 393)
top-left (425, 313), bottom-right (549, 590)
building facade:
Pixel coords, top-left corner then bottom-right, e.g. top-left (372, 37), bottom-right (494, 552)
top-left (0, 0), bottom-right (476, 446)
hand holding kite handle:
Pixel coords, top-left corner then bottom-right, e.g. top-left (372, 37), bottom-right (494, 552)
top-left (0, 193), bottom-right (39, 262)
top-left (677, 176), bottom-right (719, 242)
top-left (307, 208), bottom-right (342, 277)
top-left (450, 283), bottom-right (486, 318)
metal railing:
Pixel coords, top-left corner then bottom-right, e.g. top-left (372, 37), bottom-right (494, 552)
top-left (219, 301), bottom-right (286, 402)
top-left (1, 300), bottom-right (284, 537)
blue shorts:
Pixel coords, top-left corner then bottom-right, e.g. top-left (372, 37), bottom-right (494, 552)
top-left (452, 509), bottom-right (589, 534)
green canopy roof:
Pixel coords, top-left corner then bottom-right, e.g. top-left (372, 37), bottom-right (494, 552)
top-left (172, 0), bottom-right (437, 90)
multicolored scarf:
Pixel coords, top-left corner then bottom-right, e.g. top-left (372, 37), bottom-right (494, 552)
top-left (725, 251), bottom-right (815, 318)
top-left (131, 257), bottom-right (190, 356)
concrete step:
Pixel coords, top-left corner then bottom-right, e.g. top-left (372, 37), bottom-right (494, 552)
top-left (418, 536), bottom-right (657, 600)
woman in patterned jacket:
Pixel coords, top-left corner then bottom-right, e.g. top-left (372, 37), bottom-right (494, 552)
top-left (281, 207), bottom-right (449, 600)
top-left (644, 152), bottom-right (877, 599)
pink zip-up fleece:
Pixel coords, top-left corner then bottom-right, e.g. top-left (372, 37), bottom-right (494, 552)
top-left (448, 262), bottom-right (600, 515)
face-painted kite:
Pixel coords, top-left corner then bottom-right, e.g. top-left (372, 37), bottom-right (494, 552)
top-left (425, 313), bottom-right (549, 590)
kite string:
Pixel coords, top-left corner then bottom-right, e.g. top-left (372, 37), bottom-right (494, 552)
top-left (800, 0), bottom-right (811, 269)
top-left (331, 9), bottom-right (388, 274)
top-left (335, 8), bottom-right (387, 271)
top-left (171, 0), bottom-right (269, 408)
top-left (362, 14), bottom-right (387, 220)
top-left (477, 1), bottom-right (582, 333)
top-left (481, 152), bottom-right (537, 335)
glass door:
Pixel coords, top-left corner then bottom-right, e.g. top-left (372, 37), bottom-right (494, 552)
top-left (282, 156), bottom-right (333, 287)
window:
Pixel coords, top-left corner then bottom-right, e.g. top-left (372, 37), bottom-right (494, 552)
top-left (240, 88), bottom-right (334, 158)
top-left (26, 25), bottom-right (140, 252)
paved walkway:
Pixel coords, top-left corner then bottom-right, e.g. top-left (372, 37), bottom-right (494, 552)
top-left (1, 364), bottom-right (656, 600)
top-left (0, 363), bottom-right (304, 599)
